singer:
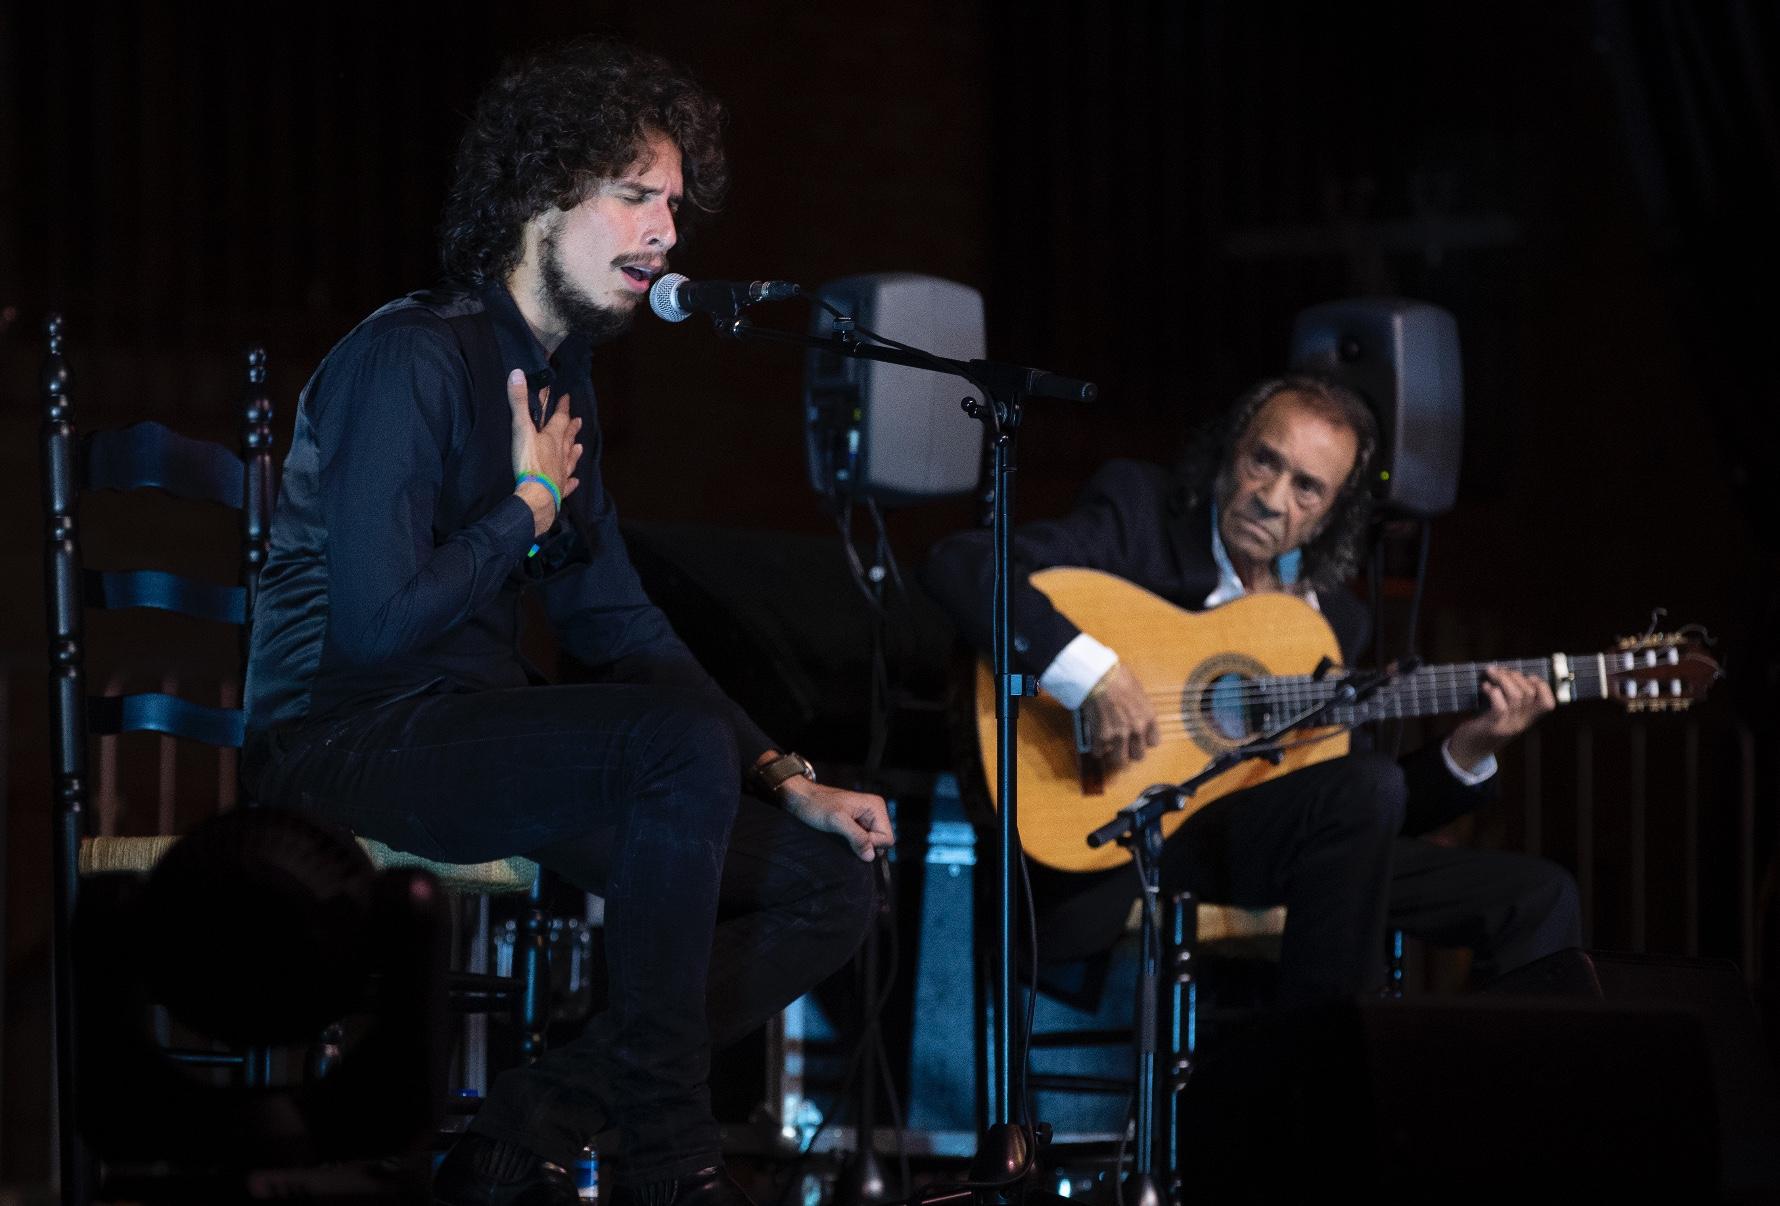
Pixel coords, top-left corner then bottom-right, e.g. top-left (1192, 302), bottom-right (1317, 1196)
top-left (921, 376), bottom-right (1578, 1002)
top-left (242, 39), bottom-right (892, 1206)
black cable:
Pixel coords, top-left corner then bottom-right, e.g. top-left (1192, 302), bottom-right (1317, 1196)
top-left (1110, 1090), bottom-right (1136, 1206)
top-left (786, 866), bottom-right (902, 1162)
top-left (1403, 518), bottom-right (1431, 660)
top-left (1115, 848), bottom-right (1166, 1206)
top-left (873, 989), bottom-right (913, 1200)
top-left (865, 498), bottom-right (908, 602)
top-left (1391, 519), bottom-right (1431, 758)
top-left (834, 505), bottom-right (890, 617)
top-left (1017, 848), bottom-right (1040, 1136)
top-left (1369, 523), bottom-right (1387, 676)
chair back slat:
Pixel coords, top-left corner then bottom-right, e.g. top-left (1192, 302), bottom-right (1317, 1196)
top-left (40, 316), bottom-right (278, 1203)
top-left (82, 569), bottom-right (246, 624)
top-left (83, 422), bottom-right (244, 508)
top-left (85, 693), bottom-right (245, 748)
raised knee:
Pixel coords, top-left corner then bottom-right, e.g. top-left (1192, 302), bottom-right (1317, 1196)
top-left (1528, 861), bottom-right (1582, 934)
top-left (637, 694), bottom-right (740, 783)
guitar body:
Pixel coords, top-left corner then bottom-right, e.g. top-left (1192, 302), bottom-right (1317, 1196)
top-left (974, 568), bottom-right (1350, 873)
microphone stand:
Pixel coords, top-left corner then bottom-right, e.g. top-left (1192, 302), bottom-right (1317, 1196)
top-left (691, 302), bottom-right (1095, 1202)
top-left (1084, 659), bottom-right (1414, 1205)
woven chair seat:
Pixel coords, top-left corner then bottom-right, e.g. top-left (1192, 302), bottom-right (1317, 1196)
top-left (78, 834), bottom-right (538, 894)
top-left (355, 838), bottom-right (539, 893)
top-left (1195, 903), bottom-right (1287, 960)
top-left (1121, 899), bottom-right (1287, 960)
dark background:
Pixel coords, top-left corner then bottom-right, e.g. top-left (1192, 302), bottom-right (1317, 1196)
top-left (3, 0), bottom-right (1777, 1186)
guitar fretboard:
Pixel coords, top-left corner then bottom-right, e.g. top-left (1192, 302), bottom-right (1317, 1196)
top-left (1253, 655), bottom-right (1612, 726)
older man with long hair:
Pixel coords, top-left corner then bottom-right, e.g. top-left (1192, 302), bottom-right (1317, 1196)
top-left (924, 375), bottom-right (1579, 1002)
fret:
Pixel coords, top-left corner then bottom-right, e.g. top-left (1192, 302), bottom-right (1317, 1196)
top-left (1566, 652), bottom-right (1604, 701)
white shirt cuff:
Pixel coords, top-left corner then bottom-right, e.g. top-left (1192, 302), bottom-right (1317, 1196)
top-left (1039, 633), bottom-right (1120, 711)
top-left (1441, 738), bottom-right (1497, 786)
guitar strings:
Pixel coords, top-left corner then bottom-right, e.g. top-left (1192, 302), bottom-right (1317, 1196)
top-left (1109, 652), bottom-right (1694, 709)
top-left (1120, 659), bottom-right (1558, 708)
top-left (1070, 724), bottom-right (1355, 751)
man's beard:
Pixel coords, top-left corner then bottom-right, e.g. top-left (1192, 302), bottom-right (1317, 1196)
top-left (540, 229), bottom-right (635, 346)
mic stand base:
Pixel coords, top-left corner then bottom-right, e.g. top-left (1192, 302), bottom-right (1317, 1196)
top-left (835, 1146), bottom-right (890, 1206)
top-left (967, 1121), bottom-right (1030, 1189)
top-left (967, 1123), bottom-right (1073, 1206)
top-left (1124, 1173), bottom-right (1164, 1206)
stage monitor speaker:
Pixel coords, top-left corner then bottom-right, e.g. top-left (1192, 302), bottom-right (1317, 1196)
top-left (1484, 948), bottom-right (1780, 1199)
top-left (805, 273), bottom-right (985, 505)
top-left (1289, 297), bottom-right (1463, 518)
top-left (1181, 996), bottom-right (1718, 1201)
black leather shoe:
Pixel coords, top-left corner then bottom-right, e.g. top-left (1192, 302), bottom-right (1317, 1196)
top-left (616, 1165), bottom-right (755, 1206)
top-left (433, 1132), bottom-right (578, 1206)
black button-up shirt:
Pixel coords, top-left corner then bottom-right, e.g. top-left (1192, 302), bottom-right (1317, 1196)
top-left (244, 280), bottom-right (772, 763)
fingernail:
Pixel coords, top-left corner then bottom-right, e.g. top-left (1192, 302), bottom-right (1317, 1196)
top-left (508, 369), bottom-right (524, 383)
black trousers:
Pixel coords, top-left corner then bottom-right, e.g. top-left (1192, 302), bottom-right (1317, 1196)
top-left (253, 684), bottom-right (874, 1182)
top-left (1034, 753), bottom-right (1581, 1003)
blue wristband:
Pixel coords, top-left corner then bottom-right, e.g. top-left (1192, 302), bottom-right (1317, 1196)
top-left (516, 472), bottom-right (562, 510)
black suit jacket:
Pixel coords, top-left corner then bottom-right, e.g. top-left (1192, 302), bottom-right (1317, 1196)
top-left (920, 458), bottom-right (1491, 838)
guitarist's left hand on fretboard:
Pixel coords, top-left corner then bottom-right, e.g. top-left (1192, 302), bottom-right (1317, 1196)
top-left (1445, 664), bottom-right (1558, 772)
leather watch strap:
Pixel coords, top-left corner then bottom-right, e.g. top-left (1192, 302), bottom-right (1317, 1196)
top-left (753, 752), bottom-right (816, 794)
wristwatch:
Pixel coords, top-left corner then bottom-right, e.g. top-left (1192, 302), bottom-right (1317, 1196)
top-left (753, 751), bottom-right (817, 795)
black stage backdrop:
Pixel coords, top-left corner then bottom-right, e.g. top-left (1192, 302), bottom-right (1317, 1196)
top-left (2, 0), bottom-right (1776, 1185)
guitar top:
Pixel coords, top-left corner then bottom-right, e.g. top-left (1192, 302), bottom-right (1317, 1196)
top-left (975, 567), bottom-right (1720, 873)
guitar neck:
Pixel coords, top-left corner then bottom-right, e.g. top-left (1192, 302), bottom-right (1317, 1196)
top-left (1276, 654), bottom-right (1610, 725)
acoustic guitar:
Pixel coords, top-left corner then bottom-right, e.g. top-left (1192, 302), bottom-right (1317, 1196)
top-left (974, 568), bottom-right (1721, 873)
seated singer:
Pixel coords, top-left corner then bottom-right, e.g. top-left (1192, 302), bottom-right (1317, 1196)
top-left (921, 375), bottom-right (1579, 1003)
top-left (242, 40), bottom-right (892, 1206)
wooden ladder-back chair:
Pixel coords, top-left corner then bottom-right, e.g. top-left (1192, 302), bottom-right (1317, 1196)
top-left (39, 315), bottom-right (552, 1203)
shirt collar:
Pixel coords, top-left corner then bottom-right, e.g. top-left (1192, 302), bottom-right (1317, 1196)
top-left (1206, 499), bottom-right (1303, 607)
top-left (477, 280), bottom-right (593, 416)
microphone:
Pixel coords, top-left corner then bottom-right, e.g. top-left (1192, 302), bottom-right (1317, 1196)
top-left (648, 272), bottom-right (801, 323)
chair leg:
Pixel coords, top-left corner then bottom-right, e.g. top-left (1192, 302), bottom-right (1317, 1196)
top-left (1162, 890), bottom-right (1196, 1206)
top-left (52, 815), bottom-right (91, 1206)
top-left (307, 1025), bottom-right (346, 1080)
top-left (462, 894), bottom-right (491, 1095)
top-left (1387, 928), bottom-right (1406, 999)
top-left (518, 873), bottom-right (551, 1064)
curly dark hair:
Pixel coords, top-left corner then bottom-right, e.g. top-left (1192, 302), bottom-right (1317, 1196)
top-left (1170, 374), bottom-right (1379, 590)
top-left (439, 39), bottom-right (728, 286)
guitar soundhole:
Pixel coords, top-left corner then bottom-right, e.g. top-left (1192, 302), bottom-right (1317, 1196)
top-left (1180, 652), bottom-right (1272, 753)
top-left (1204, 673), bottom-right (1254, 741)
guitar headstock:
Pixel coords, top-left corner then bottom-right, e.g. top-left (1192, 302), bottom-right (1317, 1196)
top-left (1603, 627), bottom-right (1722, 713)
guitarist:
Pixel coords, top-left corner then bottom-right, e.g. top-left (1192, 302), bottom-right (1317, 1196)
top-left (922, 374), bottom-right (1580, 1003)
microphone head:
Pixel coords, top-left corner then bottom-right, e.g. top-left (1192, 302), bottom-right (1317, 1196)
top-left (649, 272), bottom-right (692, 323)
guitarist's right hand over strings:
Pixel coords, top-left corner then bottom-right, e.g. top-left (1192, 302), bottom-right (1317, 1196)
top-left (1082, 662), bottom-right (1161, 771)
